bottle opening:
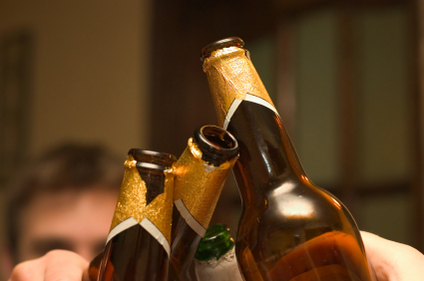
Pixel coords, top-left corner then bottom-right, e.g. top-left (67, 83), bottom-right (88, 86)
top-left (193, 125), bottom-right (239, 166)
top-left (128, 149), bottom-right (176, 171)
top-left (200, 37), bottom-right (244, 62)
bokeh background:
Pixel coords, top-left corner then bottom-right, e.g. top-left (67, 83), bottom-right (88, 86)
top-left (1, 0), bottom-right (424, 269)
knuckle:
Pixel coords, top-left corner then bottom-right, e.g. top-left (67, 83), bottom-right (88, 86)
top-left (10, 261), bottom-right (36, 280)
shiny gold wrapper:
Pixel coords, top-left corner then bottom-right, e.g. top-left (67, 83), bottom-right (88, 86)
top-left (110, 155), bottom-right (174, 243)
top-left (173, 138), bottom-right (237, 229)
top-left (202, 46), bottom-right (275, 126)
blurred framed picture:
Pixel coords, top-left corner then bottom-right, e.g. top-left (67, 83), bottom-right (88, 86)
top-left (0, 29), bottom-right (32, 186)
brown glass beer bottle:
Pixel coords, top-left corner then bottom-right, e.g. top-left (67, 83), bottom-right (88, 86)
top-left (201, 37), bottom-right (376, 281)
top-left (96, 149), bottom-right (176, 281)
top-left (168, 125), bottom-right (239, 281)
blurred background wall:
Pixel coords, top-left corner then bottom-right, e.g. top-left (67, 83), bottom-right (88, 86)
top-left (0, 0), bottom-right (151, 159)
top-left (1, 0), bottom-right (424, 270)
top-left (147, 0), bottom-right (424, 251)
top-left (0, 1), bottom-right (151, 277)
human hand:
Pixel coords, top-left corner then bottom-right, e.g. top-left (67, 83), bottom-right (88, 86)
top-left (8, 233), bottom-right (424, 281)
top-left (361, 231), bottom-right (424, 281)
top-left (8, 250), bottom-right (89, 281)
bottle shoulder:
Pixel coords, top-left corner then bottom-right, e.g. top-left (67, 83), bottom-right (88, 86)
top-left (239, 178), bottom-right (357, 236)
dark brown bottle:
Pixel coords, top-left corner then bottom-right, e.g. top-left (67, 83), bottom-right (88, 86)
top-left (96, 149), bottom-right (177, 281)
top-left (201, 37), bottom-right (376, 281)
top-left (169, 125), bottom-right (239, 281)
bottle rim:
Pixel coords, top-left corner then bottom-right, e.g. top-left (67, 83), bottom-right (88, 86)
top-left (200, 37), bottom-right (244, 62)
top-left (127, 148), bottom-right (177, 171)
top-left (193, 125), bottom-right (239, 166)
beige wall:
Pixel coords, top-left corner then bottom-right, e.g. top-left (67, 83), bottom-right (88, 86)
top-left (0, 3), bottom-right (151, 278)
top-left (0, 0), bottom-right (152, 158)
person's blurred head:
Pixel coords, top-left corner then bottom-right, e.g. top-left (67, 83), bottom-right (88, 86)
top-left (3, 142), bottom-right (123, 268)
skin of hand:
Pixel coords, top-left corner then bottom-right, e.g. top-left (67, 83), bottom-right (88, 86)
top-left (8, 250), bottom-right (89, 281)
top-left (361, 231), bottom-right (424, 281)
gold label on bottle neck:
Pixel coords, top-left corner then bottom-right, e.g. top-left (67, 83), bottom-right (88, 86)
top-left (173, 138), bottom-right (237, 236)
top-left (202, 46), bottom-right (276, 127)
top-left (108, 156), bottom-right (174, 246)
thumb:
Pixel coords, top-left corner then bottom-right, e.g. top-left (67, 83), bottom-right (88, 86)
top-left (361, 231), bottom-right (424, 281)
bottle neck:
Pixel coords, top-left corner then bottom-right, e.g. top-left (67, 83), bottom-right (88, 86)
top-left (172, 125), bottom-right (238, 236)
top-left (202, 46), bottom-right (307, 203)
top-left (108, 150), bottom-right (176, 246)
top-left (169, 126), bottom-right (239, 279)
top-left (202, 47), bottom-right (276, 126)
top-left (227, 101), bottom-right (306, 199)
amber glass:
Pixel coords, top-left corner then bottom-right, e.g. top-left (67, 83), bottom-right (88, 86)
top-left (201, 37), bottom-right (376, 281)
top-left (168, 125), bottom-right (239, 281)
top-left (96, 149), bottom-right (176, 281)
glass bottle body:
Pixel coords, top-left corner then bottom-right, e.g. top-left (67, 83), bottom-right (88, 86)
top-left (229, 102), bottom-right (370, 281)
top-left (168, 212), bottom-right (200, 281)
top-left (201, 37), bottom-right (376, 281)
top-left (99, 224), bottom-right (169, 281)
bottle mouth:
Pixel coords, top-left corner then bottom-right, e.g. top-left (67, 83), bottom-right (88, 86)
top-left (200, 37), bottom-right (244, 62)
top-left (193, 125), bottom-right (239, 166)
top-left (127, 149), bottom-right (177, 171)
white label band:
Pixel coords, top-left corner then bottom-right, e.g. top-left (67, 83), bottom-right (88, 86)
top-left (106, 217), bottom-right (138, 244)
top-left (174, 199), bottom-right (206, 237)
top-left (223, 93), bottom-right (280, 130)
top-left (106, 217), bottom-right (170, 257)
top-left (140, 218), bottom-right (170, 257)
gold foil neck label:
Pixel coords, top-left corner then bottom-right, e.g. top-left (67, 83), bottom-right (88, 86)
top-left (124, 159), bottom-right (137, 169)
top-left (145, 168), bottom-right (174, 243)
top-left (173, 138), bottom-right (237, 229)
top-left (203, 46), bottom-right (275, 126)
top-left (109, 155), bottom-right (174, 243)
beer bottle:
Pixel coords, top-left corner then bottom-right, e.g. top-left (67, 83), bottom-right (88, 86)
top-left (169, 125), bottom-right (239, 281)
top-left (201, 37), bottom-right (376, 281)
top-left (194, 224), bottom-right (243, 281)
top-left (97, 149), bottom-right (176, 281)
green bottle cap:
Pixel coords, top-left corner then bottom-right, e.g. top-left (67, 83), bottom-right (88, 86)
top-left (195, 223), bottom-right (235, 262)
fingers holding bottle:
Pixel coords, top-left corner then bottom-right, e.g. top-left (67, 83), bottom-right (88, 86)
top-left (8, 250), bottom-right (89, 281)
top-left (361, 231), bottom-right (424, 281)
